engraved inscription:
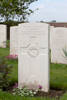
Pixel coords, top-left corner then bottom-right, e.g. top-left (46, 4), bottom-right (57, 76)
top-left (20, 33), bottom-right (47, 57)
top-left (27, 47), bottom-right (39, 57)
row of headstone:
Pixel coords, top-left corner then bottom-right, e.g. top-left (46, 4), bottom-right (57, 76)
top-left (11, 23), bottom-right (50, 92)
top-left (0, 25), bottom-right (6, 48)
top-left (1, 23), bottom-right (67, 92)
top-left (1, 23), bottom-right (67, 64)
top-left (10, 24), bottom-right (67, 64)
top-left (2, 23), bottom-right (67, 92)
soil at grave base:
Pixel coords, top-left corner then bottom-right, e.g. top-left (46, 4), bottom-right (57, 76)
top-left (35, 89), bottom-right (66, 100)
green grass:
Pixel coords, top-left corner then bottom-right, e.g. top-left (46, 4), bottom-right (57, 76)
top-left (0, 48), bottom-right (9, 57)
top-left (0, 91), bottom-right (55, 100)
top-left (50, 63), bottom-right (67, 90)
top-left (60, 93), bottom-right (67, 100)
top-left (8, 59), bottom-right (18, 83)
top-left (0, 91), bottom-right (67, 100)
top-left (0, 48), bottom-right (18, 84)
top-left (0, 47), bottom-right (67, 100)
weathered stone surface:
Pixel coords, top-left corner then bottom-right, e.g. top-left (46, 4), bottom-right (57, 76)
top-left (10, 26), bottom-right (19, 55)
top-left (18, 23), bottom-right (50, 92)
top-left (0, 25), bottom-right (6, 48)
top-left (51, 27), bottom-right (67, 64)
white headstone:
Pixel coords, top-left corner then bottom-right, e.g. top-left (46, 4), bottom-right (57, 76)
top-left (18, 23), bottom-right (50, 92)
top-left (0, 25), bottom-right (6, 48)
top-left (51, 27), bottom-right (67, 64)
top-left (10, 26), bottom-right (19, 55)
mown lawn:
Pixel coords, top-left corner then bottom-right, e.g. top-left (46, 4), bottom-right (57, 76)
top-left (0, 91), bottom-right (67, 100)
top-left (50, 63), bottom-right (67, 90)
top-left (0, 48), bottom-right (9, 57)
top-left (0, 90), bottom-right (67, 100)
top-left (0, 91), bottom-right (56, 100)
top-left (0, 48), bottom-right (67, 100)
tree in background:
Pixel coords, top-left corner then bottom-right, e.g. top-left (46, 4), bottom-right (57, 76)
top-left (0, 0), bottom-right (37, 40)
